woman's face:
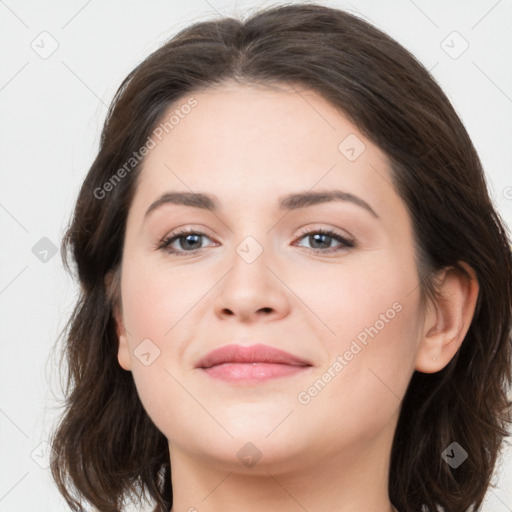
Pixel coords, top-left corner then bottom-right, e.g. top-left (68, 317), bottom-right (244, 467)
top-left (114, 81), bottom-right (427, 473)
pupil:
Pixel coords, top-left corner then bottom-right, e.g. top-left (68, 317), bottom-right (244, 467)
top-left (182, 234), bottom-right (201, 250)
top-left (310, 233), bottom-right (330, 249)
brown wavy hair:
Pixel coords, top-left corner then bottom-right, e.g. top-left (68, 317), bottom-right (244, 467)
top-left (50, 3), bottom-right (512, 511)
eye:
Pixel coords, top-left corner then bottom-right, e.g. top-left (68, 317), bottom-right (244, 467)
top-left (157, 227), bottom-right (355, 256)
top-left (157, 229), bottom-right (217, 256)
top-left (293, 228), bottom-right (355, 254)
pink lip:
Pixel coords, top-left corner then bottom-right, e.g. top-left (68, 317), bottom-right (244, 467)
top-left (195, 343), bottom-right (312, 383)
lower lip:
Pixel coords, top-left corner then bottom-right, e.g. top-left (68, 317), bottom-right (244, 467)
top-left (200, 363), bottom-right (310, 383)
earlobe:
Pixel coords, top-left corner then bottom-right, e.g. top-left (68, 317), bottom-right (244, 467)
top-left (105, 270), bottom-right (132, 372)
top-left (114, 307), bottom-right (132, 372)
top-left (415, 262), bottom-right (479, 374)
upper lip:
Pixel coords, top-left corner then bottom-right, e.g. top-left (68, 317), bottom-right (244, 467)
top-left (195, 343), bottom-right (312, 369)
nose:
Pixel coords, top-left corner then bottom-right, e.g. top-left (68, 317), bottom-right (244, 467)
top-left (213, 241), bottom-right (291, 324)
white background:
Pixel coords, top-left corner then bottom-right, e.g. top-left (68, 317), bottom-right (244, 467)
top-left (1, 0), bottom-right (511, 510)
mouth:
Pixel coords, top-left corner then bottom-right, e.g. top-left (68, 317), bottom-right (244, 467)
top-left (195, 343), bottom-right (313, 384)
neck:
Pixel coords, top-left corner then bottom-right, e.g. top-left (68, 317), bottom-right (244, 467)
top-left (167, 415), bottom-right (397, 512)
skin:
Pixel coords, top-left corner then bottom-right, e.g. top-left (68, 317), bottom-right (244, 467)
top-left (111, 81), bottom-right (479, 512)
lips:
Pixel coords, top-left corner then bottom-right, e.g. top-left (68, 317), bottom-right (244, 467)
top-left (195, 343), bottom-right (311, 369)
top-left (195, 343), bottom-right (313, 384)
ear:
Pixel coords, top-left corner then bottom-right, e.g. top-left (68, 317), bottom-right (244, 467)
top-left (415, 261), bottom-right (479, 373)
top-left (105, 269), bottom-right (132, 371)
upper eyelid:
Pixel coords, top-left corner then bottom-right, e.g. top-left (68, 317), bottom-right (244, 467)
top-left (296, 225), bottom-right (353, 239)
top-left (162, 226), bottom-right (352, 241)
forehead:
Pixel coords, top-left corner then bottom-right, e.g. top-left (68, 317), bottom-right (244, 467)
top-left (131, 82), bottom-right (397, 218)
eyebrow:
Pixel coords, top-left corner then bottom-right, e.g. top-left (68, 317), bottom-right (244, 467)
top-left (144, 190), bottom-right (379, 219)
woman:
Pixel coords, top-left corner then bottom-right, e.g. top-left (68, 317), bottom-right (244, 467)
top-left (50, 3), bottom-right (512, 511)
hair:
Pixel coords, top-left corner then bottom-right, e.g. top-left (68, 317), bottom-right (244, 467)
top-left (50, 3), bottom-right (512, 511)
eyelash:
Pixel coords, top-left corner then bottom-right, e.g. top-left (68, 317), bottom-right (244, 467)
top-left (157, 227), bottom-right (355, 256)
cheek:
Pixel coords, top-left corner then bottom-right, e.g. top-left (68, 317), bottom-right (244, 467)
top-left (118, 255), bottom-right (215, 429)
top-left (293, 246), bottom-right (419, 346)
top-left (293, 249), bottom-right (421, 406)
top-left (293, 295), bottom-right (420, 452)
top-left (120, 253), bottom-right (210, 344)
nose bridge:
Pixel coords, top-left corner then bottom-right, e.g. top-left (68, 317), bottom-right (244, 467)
top-left (227, 210), bottom-right (273, 268)
top-left (227, 231), bottom-right (272, 291)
